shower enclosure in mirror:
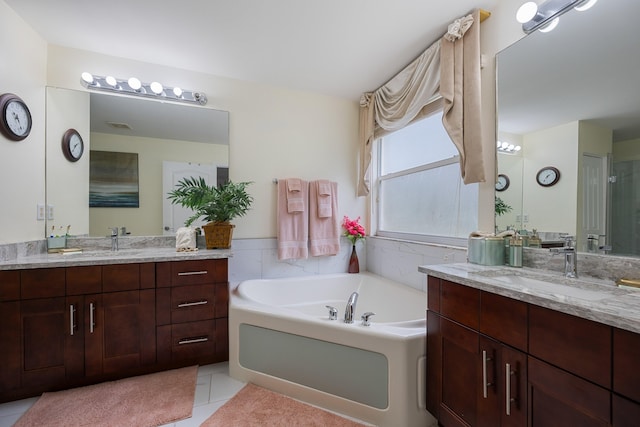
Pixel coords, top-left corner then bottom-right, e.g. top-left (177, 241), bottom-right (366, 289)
top-left (45, 87), bottom-right (229, 238)
top-left (496, 0), bottom-right (640, 256)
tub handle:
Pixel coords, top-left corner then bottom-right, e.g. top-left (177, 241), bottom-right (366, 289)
top-left (325, 305), bottom-right (338, 320)
top-left (361, 312), bottom-right (376, 326)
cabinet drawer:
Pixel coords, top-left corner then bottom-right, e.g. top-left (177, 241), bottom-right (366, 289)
top-left (170, 284), bottom-right (216, 323)
top-left (169, 320), bottom-right (217, 361)
top-left (613, 327), bottom-right (640, 402)
top-left (613, 393), bottom-right (640, 427)
top-left (21, 268), bottom-right (65, 299)
top-left (427, 276), bottom-right (440, 312)
top-left (0, 270), bottom-right (20, 302)
top-left (157, 259), bottom-right (227, 287)
top-left (529, 305), bottom-right (611, 388)
top-left (480, 291), bottom-right (528, 352)
top-left (441, 280), bottom-right (480, 330)
top-left (66, 266), bottom-right (101, 295)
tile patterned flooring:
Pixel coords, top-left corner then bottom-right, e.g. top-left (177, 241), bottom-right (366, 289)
top-left (0, 363), bottom-right (246, 427)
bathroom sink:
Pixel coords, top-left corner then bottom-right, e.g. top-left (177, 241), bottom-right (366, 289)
top-left (64, 249), bottom-right (143, 258)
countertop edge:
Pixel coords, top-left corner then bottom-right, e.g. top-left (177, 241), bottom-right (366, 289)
top-left (419, 263), bottom-right (640, 335)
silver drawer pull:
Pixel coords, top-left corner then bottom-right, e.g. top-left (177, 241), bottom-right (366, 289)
top-left (178, 336), bottom-right (209, 345)
top-left (177, 300), bottom-right (208, 308)
top-left (177, 270), bottom-right (208, 276)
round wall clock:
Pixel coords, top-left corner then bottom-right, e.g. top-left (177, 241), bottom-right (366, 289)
top-left (495, 174), bottom-right (510, 192)
top-left (536, 166), bottom-right (561, 187)
top-left (0, 93), bottom-right (32, 141)
top-left (61, 128), bottom-right (84, 162)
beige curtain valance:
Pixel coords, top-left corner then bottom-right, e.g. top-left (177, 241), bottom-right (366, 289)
top-left (358, 9), bottom-right (484, 197)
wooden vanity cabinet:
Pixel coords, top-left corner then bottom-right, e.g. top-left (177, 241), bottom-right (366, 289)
top-left (427, 274), bottom-right (640, 426)
top-left (427, 279), bottom-right (527, 427)
top-left (0, 271), bottom-right (21, 394)
top-left (156, 259), bottom-right (229, 368)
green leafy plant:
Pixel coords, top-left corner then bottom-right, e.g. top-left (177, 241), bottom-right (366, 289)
top-left (495, 196), bottom-right (512, 216)
top-left (167, 177), bottom-right (254, 226)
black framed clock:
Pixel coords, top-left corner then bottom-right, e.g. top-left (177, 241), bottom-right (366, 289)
top-left (0, 93), bottom-right (32, 141)
top-left (536, 166), bottom-right (561, 187)
top-left (61, 128), bottom-right (84, 162)
top-left (495, 174), bottom-right (510, 192)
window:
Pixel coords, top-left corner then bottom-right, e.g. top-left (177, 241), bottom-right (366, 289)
top-left (374, 110), bottom-right (478, 245)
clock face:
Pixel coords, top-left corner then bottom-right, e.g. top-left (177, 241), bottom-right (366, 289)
top-left (0, 94), bottom-right (32, 141)
top-left (536, 167), bottom-right (560, 187)
top-left (62, 129), bottom-right (84, 162)
top-left (495, 174), bottom-right (509, 192)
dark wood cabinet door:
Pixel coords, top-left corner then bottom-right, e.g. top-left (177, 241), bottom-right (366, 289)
top-left (426, 310), bottom-right (442, 419)
top-left (528, 357), bottom-right (610, 427)
top-left (441, 317), bottom-right (479, 426)
top-left (0, 301), bottom-right (21, 393)
top-left (85, 289), bottom-right (156, 376)
top-left (20, 297), bottom-right (84, 390)
top-left (613, 327), bottom-right (640, 402)
top-left (612, 393), bottom-right (640, 427)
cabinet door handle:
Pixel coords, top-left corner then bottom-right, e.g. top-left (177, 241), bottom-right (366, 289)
top-left (505, 363), bottom-right (516, 416)
top-left (69, 304), bottom-right (76, 336)
top-left (482, 350), bottom-right (493, 398)
top-left (177, 270), bottom-right (208, 276)
top-left (178, 336), bottom-right (209, 345)
top-left (89, 302), bottom-right (96, 333)
top-left (177, 300), bottom-right (208, 308)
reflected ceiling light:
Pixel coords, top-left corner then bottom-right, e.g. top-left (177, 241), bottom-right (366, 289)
top-left (518, 0), bottom-right (594, 34)
top-left (516, 2), bottom-right (538, 23)
top-left (539, 16), bottom-right (560, 32)
top-left (497, 141), bottom-right (522, 153)
top-left (575, 0), bottom-right (597, 11)
top-left (150, 81), bottom-right (163, 95)
top-left (79, 73), bottom-right (208, 105)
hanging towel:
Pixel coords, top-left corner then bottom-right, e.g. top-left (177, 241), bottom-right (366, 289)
top-left (309, 180), bottom-right (340, 257)
top-left (316, 179), bottom-right (333, 218)
top-left (277, 179), bottom-right (309, 260)
top-left (286, 178), bottom-right (305, 213)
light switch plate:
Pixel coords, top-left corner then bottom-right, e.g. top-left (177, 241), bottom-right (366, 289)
top-left (37, 203), bottom-right (45, 221)
top-left (47, 204), bottom-right (54, 221)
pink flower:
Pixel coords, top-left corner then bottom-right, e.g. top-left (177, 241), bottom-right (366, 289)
top-left (342, 216), bottom-right (366, 245)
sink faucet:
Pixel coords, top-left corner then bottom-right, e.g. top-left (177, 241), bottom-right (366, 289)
top-left (109, 227), bottom-right (119, 251)
top-left (550, 236), bottom-right (577, 278)
top-left (344, 292), bottom-right (359, 323)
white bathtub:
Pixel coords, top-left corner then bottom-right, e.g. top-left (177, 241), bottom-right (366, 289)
top-left (228, 272), bottom-right (437, 427)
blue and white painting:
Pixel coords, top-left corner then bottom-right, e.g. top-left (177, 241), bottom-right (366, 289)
top-left (89, 151), bottom-right (139, 208)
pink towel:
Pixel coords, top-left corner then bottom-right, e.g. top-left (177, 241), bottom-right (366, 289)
top-left (277, 179), bottom-right (309, 260)
top-left (316, 180), bottom-right (332, 218)
top-left (286, 178), bottom-right (304, 213)
top-left (309, 180), bottom-right (340, 257)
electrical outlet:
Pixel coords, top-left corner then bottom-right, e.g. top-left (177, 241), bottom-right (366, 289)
top-left (47, 204), bottom-right (54, 221)
top-left (516, 215), bottom-right (522, 222)
top-left (37, 203), bottom-right (45, 221)
top-left (523, 214), bottom-right (529, 223)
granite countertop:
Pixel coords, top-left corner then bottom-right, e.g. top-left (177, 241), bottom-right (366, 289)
top-left (419, 263), bottom-right (640, 335)
top-left (0, 247), bottom-right (232, 271)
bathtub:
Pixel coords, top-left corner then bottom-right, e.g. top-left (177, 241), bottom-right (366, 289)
top-left (228, 272), bottom-right (437, 427)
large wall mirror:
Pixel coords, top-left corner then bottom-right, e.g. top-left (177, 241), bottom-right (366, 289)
top-left (496, 0), bottom-right (640, 257)
top-left (45, 87), bottom-right (229, 238)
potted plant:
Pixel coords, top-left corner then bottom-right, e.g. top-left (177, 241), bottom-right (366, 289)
top-left (167, 177), bottom-right (253, 249)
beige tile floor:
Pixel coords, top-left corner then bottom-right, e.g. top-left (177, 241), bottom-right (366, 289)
top-left (0, 363), bottom-right (246, 427)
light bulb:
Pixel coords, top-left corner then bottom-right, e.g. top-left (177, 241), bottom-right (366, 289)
top-left (172, 87), bottom-right (183, 97)
top-left (105, 76), bottom-right (117, 87)
top-left (497, 141), bottom-right (501, 148)
top-left (575, 0), bottom-right (598, 12)
top-left (128, 77), bottom-right (142, 90)
top-left (501, 142), bottom-right (510, 149)
top-left (81, 72), bottom-right (94, 85)
top-left (516, 2), bottom-right (538, 24)
top-left (150, 81), bottom-right (163, 95)
top-left (514, 146), bottom-right (522, 152)
top-left (539, 17), bottom-right (559, 32)
top-left (507, 144), bottom-right (515, 151)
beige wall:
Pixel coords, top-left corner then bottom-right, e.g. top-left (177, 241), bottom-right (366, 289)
top-left (0, 1), bottom-right (47, 244)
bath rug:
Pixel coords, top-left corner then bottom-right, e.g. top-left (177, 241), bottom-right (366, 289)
top-left (13, 365), bottom-right (198, 427)
top-left (200, 383), bottom-right (369, 426)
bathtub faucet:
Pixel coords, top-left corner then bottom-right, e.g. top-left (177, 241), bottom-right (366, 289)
top-left (344, 292), bottom-right (359, 323)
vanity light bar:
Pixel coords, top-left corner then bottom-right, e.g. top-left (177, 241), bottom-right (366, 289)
top-left (497, 141), bottom-right (521, 153)
top-left (521, 0), bottom-right (593, 34)
top-left (80, 73), bottom-right (207, 105)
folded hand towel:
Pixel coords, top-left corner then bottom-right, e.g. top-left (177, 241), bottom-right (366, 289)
top-left (286, 178), bottom-right (305, 213)
top-left (316, 180), bottom-right (332, 218)
top-left (278, 179), bottom-right (309, 260)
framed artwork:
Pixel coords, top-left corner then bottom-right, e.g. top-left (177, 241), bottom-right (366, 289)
top-left (89, 151), bottom-right (139, 207)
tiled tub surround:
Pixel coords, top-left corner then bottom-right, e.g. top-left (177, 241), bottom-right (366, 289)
top-left (419, 262), bottom-right (640, 334)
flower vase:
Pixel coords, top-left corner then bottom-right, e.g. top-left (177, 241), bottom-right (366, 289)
top-left (348, 244), bottom-right (360, 274)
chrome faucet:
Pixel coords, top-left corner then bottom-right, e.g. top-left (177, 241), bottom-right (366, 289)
top-left (344, 292), bottom-right (359, 323)
top-left (109, 227), bottom-right (119, 251)
top-left (550, 236), bottom-right (577, 278)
